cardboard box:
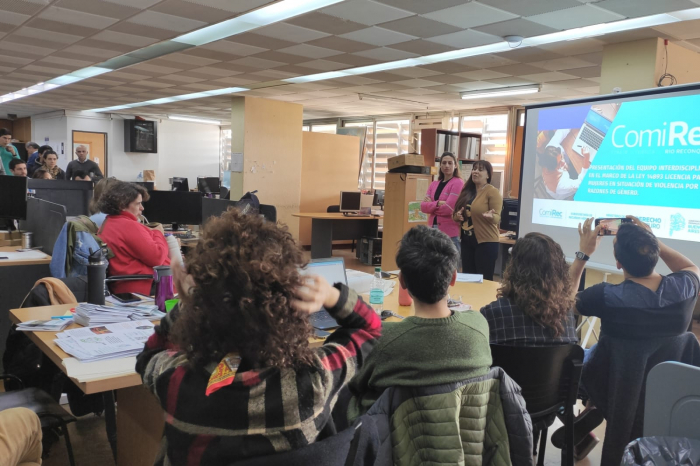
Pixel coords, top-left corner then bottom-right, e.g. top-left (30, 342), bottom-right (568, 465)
top-left (388, 154), bottom-right (424, 170)
top-left (430, 166), bottom-right (438, 176)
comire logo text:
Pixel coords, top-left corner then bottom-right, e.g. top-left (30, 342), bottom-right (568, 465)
top-left (539, 209), bottom-right (564, 218)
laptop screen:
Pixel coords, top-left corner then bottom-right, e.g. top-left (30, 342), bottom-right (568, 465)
top-left (300, 258), bottom-right (348, 286)
top-left (585, 109), bottom-right (612, 134)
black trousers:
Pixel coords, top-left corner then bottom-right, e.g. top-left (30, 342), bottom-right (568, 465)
top-left (461, 232), bottom-right (499, 281)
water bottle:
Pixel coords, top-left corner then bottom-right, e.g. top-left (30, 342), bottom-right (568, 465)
top-left (369, 267), bottom-right (384, 314)
top-left (87, 248), bottom-right (107, 306)
top-left (137, 171), bottom-right (143, 183)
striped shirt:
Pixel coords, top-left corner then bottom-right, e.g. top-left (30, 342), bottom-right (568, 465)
top-left (135, 284), bottom-right (381, 465)
top-left (481, 297), bottom-right (578, 347)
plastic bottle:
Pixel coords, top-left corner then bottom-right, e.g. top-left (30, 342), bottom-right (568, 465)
top-left (369, 267), bottom-right (384, 314)
top-left (137, 171), bottom-right (143, 183)
top-left (166, 235), bottom-right (182, 266)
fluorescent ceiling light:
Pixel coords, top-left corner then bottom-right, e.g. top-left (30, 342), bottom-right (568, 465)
top-left (69, 66), bottom-right (111, 79)
top-left (169, 115), bottom-right (221, 125)
top-left (345, 59), bottom-right (425, 75)
top-left (89, 88), bottom-right (248, 113)
top-left (47, 75), bottom-right (83, 86)
top-left (173, 0), bottom-right (344, 46)
top-left (284, 71), bottom-right (352, 83)
top-left (460, 84), bottom-right (541, 100)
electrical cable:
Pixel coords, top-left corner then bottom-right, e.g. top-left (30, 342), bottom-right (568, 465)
top-left (658, 40), bottom-right (677, 87)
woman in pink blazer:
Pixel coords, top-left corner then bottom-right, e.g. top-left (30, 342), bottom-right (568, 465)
top-left (421, 152), bottom-right (464, 252)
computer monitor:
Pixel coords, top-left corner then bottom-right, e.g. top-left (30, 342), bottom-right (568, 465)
top-left (201, 197), bottom-right (236, 224)
top-left (133, 181), bottom-right (155, 191)
top-left (501, 198), bottom-right (520, 235)
top-left (197, 177), bottom-right (220, 194)
top-left (21, 198), bottom-right (66, 256)
top-left (171, 177), bottom-right (189, 192)
top-left (339, 191), bottom-right (361, 213)
top-left (27, 179), bottom-right (92, 216)
top-left (373, 189), bottom-right (385, 207)
top-left (142, 191), bottom-right (203, 230)
top-left (0, 175), bottom-right (27, 220)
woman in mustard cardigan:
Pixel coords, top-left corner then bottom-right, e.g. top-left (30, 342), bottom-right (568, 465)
top-left (453, 161), bottom-right (502, 280)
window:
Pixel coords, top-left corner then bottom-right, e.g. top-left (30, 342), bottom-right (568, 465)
top-left (302, 125), bottom-right (310, 131)
top-left (344, 121), bottom-right (374, 190)
top-left (310, 124), bottom-right (337, 133)
top-left (461, 114), bottom-right (508, 167)
top-left (220, 127), bottom-right (231, 177)
top-left (374, 120), bottom-right (410, 190)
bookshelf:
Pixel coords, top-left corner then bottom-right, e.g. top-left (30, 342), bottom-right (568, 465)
top-left (420, 128), bottom-right (482, 166)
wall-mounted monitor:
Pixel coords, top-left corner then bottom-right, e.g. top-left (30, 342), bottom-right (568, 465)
top-left (124, 120), bottom-right (157, 153)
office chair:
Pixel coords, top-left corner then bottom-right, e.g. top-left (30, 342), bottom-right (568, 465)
top-left (644, 361), bottom-right (700, 439)
top-left (490, 344), bottom-right (584, 466)
top-left (0, 374), bottom-right (77, 466)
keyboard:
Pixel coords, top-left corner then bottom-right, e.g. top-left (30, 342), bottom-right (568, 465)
top-left (309, 310), bottom-right (339, 330)
top-left (579, 126), bottom-right (604, 150)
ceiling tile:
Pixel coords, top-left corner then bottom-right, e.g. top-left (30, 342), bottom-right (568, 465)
top-left (483, 76), bottom-right (537, 86)
top-left (92, 30), bottom-right (159, 48)
top-left (593, 0), bottom-right (697, 18)
top-left (103, 0), bottom-right (161, 9)
top-left (425, 73), bottom-right (476, 84)
top-left (454, 53), bottom-right (519, 68)
top-left (597, 28), bottom-right (671, 44)
top-left (37, 6), bottom-right (118, 29)
top-left (251, 50), bottom-right (311, 64)
top-left (0, 41), bottom-right (55, 57)
top-left (285, 12), bottom-right (367, 35)
top-left (0, 0), bottom-right (47, 15)
top-left (0, 10), bottom-right (31, 25)
top-left (0, 54), bottom-right (35, 66)
top-left (373, 0), bottom-right (468, 15)
top-left (229, 56), bottom-right (287, 69)
top-left (538, 38), bottom-right (605, 55)
top-left (10, 27), bottom-right (82, 45)
top-left (353, 47), bottom-right (418, 61)
top-left (379, 16), bottom-right (462, 38)
top-left (107, 22), bottom-right (178, 40)
top-left (69, 38), bottom-right (135, 53)
top-left (529, 57), bottom-right (598, 71)
top-left (202, 40), bottom-right (267, 57)
top-left (391, 78), bottom-right (443, 88)
top-left (278, 43), bottom-right (344, 59)
top-left (561, 65), bottom-right (602, 78)
top-left (488, 63), bottom-right (548, 75)
top-left (233, 32), bottom-right (298, 50)
top-left (158, 74), bottom-right (207, 83)
top-left (519, 71), bottom-right (578, 82)
top-left (322, 0), bottom-right (414, 26)
top-left (478, 0), bottom-right (581, 16)
top-left (295, 59), bottom-right (347, 71)
top-left (27, 18), bottom-right (100, 37)
top-left (127, 10), bottom-right (207, 32)
top-left (328, 53), bottom-right (381, 66)
top-left (473, 18), bottom-right (561, 37)
top-left (426, 29), bottom-right (502, 48)
top-left (340, 26), bottom-right (417, 46)
top-left (654, 19), bottom-right (700, 40)
top-left (571, 51), bottom-right (603, 65)
top-left (494, 47), bottom-right (564, 63)
top-left (527, 5), bottom-right (625, 29)
top-left (181, 0), bottom-right (269, 14)
top-left (454, 69), bottom-right (511, 80)
top-left (421, 62), bottom-right (479, 74)
top-left (150, 0), bottom-right (237, 22)
top-left (423, 2), bottom-right (519, 29)
top-left (305, 36), bottom-right (375, 54)
top-left (254, 22), bottom-right (330, 43)
top-left (55, 0), bottom-right (140, 19)
top-left (384, 67), bottom-right (442, 78)
top-left (181, 47), bottom-right (241, 62)
top-left (387, 39), bottom-right (456, 55)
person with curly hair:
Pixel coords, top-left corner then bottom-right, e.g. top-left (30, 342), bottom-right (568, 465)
top-left (135, 210), bottom-right (381, 464)
top-left (97, 181), bottom-right (170, 295)
top-left (481, 232), bottom-right (578, 346)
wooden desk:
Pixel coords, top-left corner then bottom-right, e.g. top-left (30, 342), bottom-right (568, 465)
top-left (10, 305), bottom-right (163, 466)
top-left (10, 279), bottom-right (500, 465)
top-left (0, 246), bottom-right (52, 372)
top-left (292, 213), bottom-right (380, 259)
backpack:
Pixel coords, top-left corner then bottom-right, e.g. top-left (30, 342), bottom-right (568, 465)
top-left (50, 216), bottom-right (114, 278)
top-left (236, 190), bottom-right (260, 216)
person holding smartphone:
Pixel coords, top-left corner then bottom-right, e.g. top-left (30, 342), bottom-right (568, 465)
top-left (97, 181), bottom-right (170, 295)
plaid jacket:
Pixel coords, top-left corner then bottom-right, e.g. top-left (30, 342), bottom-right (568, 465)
top-left (135, 284), bottom-right (381, 466)
top-left (481, 297), bottom-right (578, 347)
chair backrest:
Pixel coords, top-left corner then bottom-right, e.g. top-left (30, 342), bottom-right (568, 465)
top-left (644, 361), bottom-right (700, 439)
top-left (327, 205), bottom-right (340, 213)
top-left (259, 204), bottom-right (276, 223)
top-left (490, 344), bottom-right (584, 418)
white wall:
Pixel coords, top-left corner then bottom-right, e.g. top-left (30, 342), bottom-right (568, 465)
top-left (31, 111), bottom-right (221, 188)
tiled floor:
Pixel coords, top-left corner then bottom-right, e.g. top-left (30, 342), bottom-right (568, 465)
top-left (31, 249), bottom-right (700, 465)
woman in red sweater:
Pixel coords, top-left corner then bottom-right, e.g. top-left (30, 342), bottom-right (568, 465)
top-left (97, 181), bottom-right (170, 295)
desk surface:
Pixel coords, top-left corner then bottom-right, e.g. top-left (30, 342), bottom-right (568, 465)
top-left (10, 280), bottom-right (501, 393)
top-left (293, 212), bottom-right (380, 220)
top-left (0, 246), bottom-right (52, 266)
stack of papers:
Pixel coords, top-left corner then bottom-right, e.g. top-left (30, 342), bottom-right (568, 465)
top-left (347, 270), bottom-right (396, 297)
top-left (456, 273), bottom-right (484, 283)
top-left (17, 319), bottom-right (73, 332)
top-left (73, 302), bottom-right (164, 327)
top-left (54, 320), bottom-right (155, 363)
top-left (63, 357), bottom-right (138, 382)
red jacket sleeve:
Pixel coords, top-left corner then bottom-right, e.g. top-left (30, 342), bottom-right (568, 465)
top-left (122, 224), bottom-right (170, 268)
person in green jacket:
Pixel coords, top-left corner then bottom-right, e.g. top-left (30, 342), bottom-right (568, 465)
top-left (0, 128), bottom-right (20, 176)
top-left (346, 225), bottom-right (492, 422)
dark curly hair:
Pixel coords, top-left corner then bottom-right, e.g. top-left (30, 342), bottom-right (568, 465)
top-left (498, 232), bottom-right (574, 336)
top-left (97, 181), bottom-right (149, 215)
top-left (170, 209), bottom-right (315, 369)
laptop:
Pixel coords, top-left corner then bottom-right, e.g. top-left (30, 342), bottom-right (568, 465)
top-left (572, 108), bottom-right (613, 157)
top-left (299, 257), bottom-right (348, 330)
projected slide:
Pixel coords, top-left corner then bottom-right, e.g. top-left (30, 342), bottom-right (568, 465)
top-left (531, 95), bottom-right (700, 242)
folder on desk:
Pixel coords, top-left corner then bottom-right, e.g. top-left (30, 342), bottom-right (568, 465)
top-left (456, 273), bottom-right (483, 283)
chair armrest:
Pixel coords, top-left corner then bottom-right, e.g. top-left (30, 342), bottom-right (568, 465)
top-left (0, 374), bottom-right (25, 389)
